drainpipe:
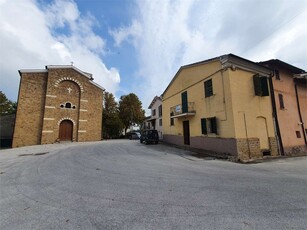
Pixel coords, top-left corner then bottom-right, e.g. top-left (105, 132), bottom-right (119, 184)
top-left (294, 83), bottom-right (307, 145)
top-left (268, 77), bottom-right (284, 155)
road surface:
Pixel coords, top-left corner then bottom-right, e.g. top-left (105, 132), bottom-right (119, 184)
top-left (0, 140), bottom-right (306, 229)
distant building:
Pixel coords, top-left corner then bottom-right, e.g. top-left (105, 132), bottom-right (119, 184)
top-left (141, 116), bottom-right (151, 130)
top-left (162, 54), bottom-right (278, 161)
top-left (13, 65), bottom-right (104, 148)
top-left (147, 96), bottom-right (163, 139)
top-left (260, 60), bottom-right (307, 156)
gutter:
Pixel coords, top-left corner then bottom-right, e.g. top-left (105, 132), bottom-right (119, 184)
top-left (268, 77), bottom-right (284, 155)
top-left (294, 83), bottom-right (307, 145)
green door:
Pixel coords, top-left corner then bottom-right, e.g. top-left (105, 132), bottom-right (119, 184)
top-left (181, 91), bottom-right (188, 113)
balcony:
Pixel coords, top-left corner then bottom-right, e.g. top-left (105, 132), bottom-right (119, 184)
top-left (170, 102), bottom-right (196, 118)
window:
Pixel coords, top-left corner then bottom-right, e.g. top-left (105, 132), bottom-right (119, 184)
top-left (296, 131), bottom-right (301, 138)
top-left (274, 69), bottom-right (280, 80)
top-left (65, 102), bottom-right (72, 108)
top-left (152, 109), bottom-right (156, 116)
top-left (201, 117), bottom-right (217, 135)
top-left (158, 105), bottom-right (162, 117)
top-left (159, 119), bottom-right (162, 126)
top-left (170, 112), bottom-right (174, 126)
top-left (204, 79), bottom-right (213, 97)
top-left (201, 118), bottom-right (207, 135)
top-left (60, 102), bottom-right (76, 109)
top-left (278, 94), bottom-right (284, 109)
top-left (253, 74), bottom-right (269, 96)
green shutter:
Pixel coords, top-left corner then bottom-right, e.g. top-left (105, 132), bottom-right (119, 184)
top-left (205, 79), bottom-right (213, 97)
top-left (253, 74), bottom-right (262, 96)
top-left (254, 74), bottom-right (269, 97)
top-left (211, 117), bottom-right (217, 134)
top-left (201, 118), bottom-right (207, 135)
top-left (181, 91), bottom-right (188, 113)
top-left (260, 77), bottom-right (269, 96)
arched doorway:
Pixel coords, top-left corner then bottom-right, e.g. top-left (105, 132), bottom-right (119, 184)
top-left (59, 120), bottom-right (73, 141)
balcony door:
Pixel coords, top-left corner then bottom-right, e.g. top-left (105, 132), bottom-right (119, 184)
top-left (181, 91), bottom-right (188, 113)
top-left (183, 120), bottom-right (190, 145)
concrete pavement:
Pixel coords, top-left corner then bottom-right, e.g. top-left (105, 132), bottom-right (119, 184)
top-left (0, 140), bottom-right (306, 229)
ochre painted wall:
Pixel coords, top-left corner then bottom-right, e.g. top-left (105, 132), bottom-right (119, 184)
top-left (163, 60), bottom-right (236, 140)
top-left (162, 59), bottom-right (278, 160)
top-left (228, 69), bottom-right (275, 140)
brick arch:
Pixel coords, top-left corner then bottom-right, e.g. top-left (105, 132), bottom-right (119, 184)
top-left (58, 117), bottom-right (76, 126)
top-left (54, 77), bottom-right (84, 92)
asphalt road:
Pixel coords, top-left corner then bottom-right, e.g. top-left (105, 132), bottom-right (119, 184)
top-left (0, 140), bottom-right (306, 229)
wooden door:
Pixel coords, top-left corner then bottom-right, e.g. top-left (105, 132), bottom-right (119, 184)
top-left (183, 120), bottom-right (190, 145)
top-left (59, 120), bottom-right (73, 141)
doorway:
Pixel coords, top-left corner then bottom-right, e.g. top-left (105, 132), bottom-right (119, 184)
top-left (59, 120), bottom-right (73, 141)
top-left (183, 120), bottom-right (190, 145)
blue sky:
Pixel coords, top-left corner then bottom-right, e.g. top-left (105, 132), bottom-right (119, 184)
top-left (1, 0), bottom-right (307, 114)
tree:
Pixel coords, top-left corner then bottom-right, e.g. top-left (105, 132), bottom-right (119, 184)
top-left (118, 93), bottom-right (145, 134)
top-left (0, 91), bottom-right (17, 116)
top-left (102, 91), bottom-right (124, 138)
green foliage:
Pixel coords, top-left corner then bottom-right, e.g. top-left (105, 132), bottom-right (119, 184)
top-left (102, 92), bottom-right (124, 138)
top-left (0, 91), bottom-right (17, 116)
top-left (118, 93), bottom-right (145, 134)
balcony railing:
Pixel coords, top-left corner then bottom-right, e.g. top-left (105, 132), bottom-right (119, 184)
top-left (170, 102), bottom-right (196, 118)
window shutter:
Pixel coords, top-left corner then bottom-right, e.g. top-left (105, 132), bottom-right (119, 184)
top-left (260, 77), bottom-right (269, 96)
top-left (181, 91), bottom-right (188, 113)
top-left (211, 117), bottom-right (217, 134)
top-left (201, 118), bottom-right (207, 135)
top-left (254, 74), bottom-right (269, 96)
top-left (204, 79), bottom-right (213, 97)
top-left (253, 74), bottom-right (262, 96)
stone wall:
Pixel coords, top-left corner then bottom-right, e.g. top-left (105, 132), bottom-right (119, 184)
top-left (269, 137), bottom-right (279, 157)
top-left (13, 73), bottom-right (47, 148)
top-left (236, 138), bottom-right (261, 161)
top-left (13, 66), bottom-right (103, 147)
top-left (284, 146), bottom-right (307, 156)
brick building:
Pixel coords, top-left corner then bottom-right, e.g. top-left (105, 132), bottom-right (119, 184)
top-left (13, 65), bottom-right (104, 148)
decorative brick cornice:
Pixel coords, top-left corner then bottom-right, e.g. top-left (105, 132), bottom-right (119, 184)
top-left (58, 117), bottom-right (76, 126)
top-left (54, 77), bottom-right (84, 92)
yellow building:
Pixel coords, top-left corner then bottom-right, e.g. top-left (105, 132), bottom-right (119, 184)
top-left (162, 54), bottom-right (279, 161)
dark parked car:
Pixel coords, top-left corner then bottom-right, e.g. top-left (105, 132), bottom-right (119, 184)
top-left (140, 130), bottom-right (159, 144)
top-left (128, 132), bottom-right (141, 140)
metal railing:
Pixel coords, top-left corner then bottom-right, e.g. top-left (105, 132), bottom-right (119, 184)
top-left (170, 102), bottom-right (195, 116)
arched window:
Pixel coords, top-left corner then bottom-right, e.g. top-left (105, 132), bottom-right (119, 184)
top-left (65, 102), bottom-right (72, 108)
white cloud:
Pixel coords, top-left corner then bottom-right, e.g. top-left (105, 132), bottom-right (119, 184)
top-left (109, 20), bottom-right (142, 47)
top-left (0, 0), bottom-right (120, 101)
top-left (111, 0), bottom-right (307, 110)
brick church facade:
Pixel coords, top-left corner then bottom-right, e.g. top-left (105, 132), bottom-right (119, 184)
top-left (13, 65), bottom-right (104, 148)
